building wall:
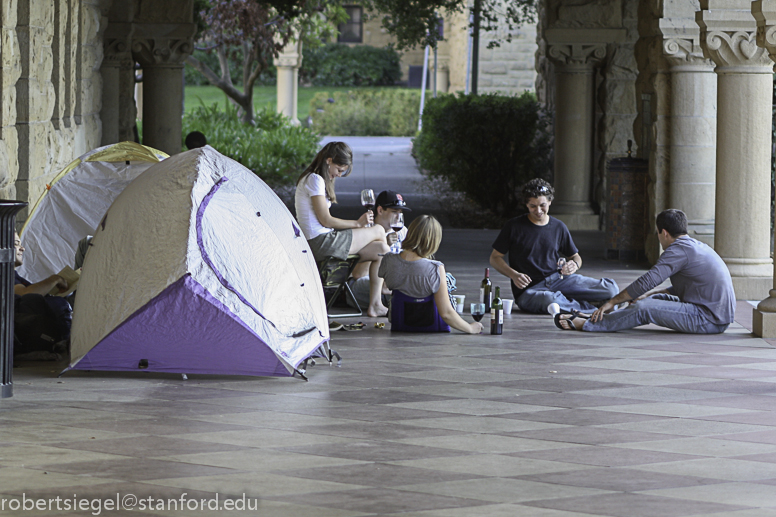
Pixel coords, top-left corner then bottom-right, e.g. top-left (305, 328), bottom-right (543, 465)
top-left (355, 4), bottom-right (537, 95)
top-left (0, 0), bottom-right (108, 225)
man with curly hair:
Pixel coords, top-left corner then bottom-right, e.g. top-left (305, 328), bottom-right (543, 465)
top-left (489, 179), bottom-right (618, 314)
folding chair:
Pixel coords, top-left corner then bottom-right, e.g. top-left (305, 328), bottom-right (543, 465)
top-left (317, 254), bottom-right (362, 318)
top-left (389, 290), bottom-right (450, 333)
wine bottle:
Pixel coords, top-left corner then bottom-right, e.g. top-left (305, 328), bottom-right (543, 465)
top-left (490, 286), bottom-right (503, 335)
top-left (480, 268), bottom-right (492, 312)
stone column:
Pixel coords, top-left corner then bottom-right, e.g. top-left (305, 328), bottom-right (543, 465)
top-left (662, 38), bottom-right (717, 247)
top-left (436, 63), bottom-right (450, 94)
top-left (751, 0), bottom-right (776, 335)
top-left (697, 1), bottom-right (773, 300)
top-left (132, 26), bottom-right (195, 155)
top-left (101, 24), bottom-right (134, 146)
top-left (547, 43), bottom-right (605, 230)
top-left (276, 38), bottom-right (302, 125)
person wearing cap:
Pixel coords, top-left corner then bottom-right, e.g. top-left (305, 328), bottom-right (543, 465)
top-left (489, 178), bottom-right (619, 314)
top-left (347, 191), bottom-right (411, 311)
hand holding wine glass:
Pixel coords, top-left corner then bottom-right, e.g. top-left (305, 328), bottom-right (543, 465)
top-left (388, 212), bottom-right (404, 252)
top-left (470, 303), bottom-right (485, 322)
top-left (360, 189), bottom-right (375, 227)
top-left (557, 257), bottom-right (567, 280)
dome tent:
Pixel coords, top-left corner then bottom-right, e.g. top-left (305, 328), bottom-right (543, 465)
top-left (18, 142), bottom-right (168, 281)
top-left (65, 146), bottom-right (330, 378)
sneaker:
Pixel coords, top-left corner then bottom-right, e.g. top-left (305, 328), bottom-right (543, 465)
top-left (547, 303), bottom-right (560, 316)
top-left (329, 321), bottom-right (344, 331)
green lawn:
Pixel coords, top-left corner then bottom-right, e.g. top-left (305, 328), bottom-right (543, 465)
top-left (184, 85), bottom-right (423, 121)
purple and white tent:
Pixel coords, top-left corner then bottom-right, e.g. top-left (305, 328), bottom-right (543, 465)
top-left (66, 146), bottom-right (330, 378)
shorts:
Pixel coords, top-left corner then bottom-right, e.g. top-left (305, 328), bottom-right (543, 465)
top-left (308, 229), bottom-right (353, 262)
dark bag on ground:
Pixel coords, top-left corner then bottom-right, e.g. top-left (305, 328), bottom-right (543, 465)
top-left (14, 293), bottom-right (72, 355)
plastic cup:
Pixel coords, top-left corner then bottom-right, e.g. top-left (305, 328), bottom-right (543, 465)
top-left (502, 299), bottom-right (514, 313)
top-left (453, 294), bottom-right (465, 313)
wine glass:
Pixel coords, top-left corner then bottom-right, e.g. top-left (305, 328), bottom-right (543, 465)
top-left (360, 189), bottom-right (375, 227)
top-left (391, 211), bottom-right (404, 232)
top-left (389, 212), bottom-right (404, 252)
top-left (557, 257), bottom-right (567, 280)
top-left (470, 303), bottom-right (485, 322)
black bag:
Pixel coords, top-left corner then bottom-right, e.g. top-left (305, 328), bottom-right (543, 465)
top-left (13, 294), bottom-right (72, 355)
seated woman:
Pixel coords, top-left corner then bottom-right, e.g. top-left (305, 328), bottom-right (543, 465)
top-left (378, 215), bottom-right (483, 334)
top-left (295, 141), bottom-right (390, 317)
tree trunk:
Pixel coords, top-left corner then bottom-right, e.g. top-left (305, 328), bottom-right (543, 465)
top-left (185, 52), bottom-right (255, 125)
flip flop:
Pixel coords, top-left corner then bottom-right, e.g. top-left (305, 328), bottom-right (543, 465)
top-left (340, 323), bottom-right (365, 331)
top-left (553, 311), bottom-right (589, 331)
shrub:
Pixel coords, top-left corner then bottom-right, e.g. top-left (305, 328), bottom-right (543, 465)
top-left (301, 44), bottom-right (402, 87)
top-left (413, 92), bottom-right (553, 221)
top-left (309, 89), bottom-right (421, 136)
top-left (182, 103), bottom-right (319, 187)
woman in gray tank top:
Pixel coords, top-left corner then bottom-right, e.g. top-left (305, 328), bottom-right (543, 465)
top-left (378, 215), bottom-right (483, 334)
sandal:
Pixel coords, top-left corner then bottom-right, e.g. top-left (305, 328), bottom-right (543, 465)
top-left (553, 310), bottom-right (589, 331)
top-left (340, 322), bottom-right (365, 331)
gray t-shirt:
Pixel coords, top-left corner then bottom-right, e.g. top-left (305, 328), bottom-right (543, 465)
top-left (626, 235), bottom-right (735, 325)
top-left (378, 253), bottom-right (443, 298)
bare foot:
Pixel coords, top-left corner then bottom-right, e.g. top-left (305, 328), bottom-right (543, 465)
top-left (367, 303), bottom-right (389, 318)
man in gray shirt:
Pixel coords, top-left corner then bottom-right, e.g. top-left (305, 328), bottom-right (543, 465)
top-left (556, 209), bottom-right (735, 334)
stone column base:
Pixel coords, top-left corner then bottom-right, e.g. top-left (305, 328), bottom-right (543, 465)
top-left (752, 308), bottom-right (776, 338)
top-left (732, 277), bottom-right (772, 301)
top-left (553, 213), bottom-right (599, 231)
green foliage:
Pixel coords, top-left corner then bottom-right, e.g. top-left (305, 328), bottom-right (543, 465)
top-left (365, 0), bottom-right (537, 50)
top-left (309, 89), bottom-right (421, 136)
top-left (301, 44), bottom-right (402, 87)
top-left (185, 47), bottom-right (276, 86)
top-left (413, 92), bottom-right (552, 220)
top-left (182, 103), bottom-right (319, 187)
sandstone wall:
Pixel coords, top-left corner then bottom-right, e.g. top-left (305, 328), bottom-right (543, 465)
top-left (1, 0), bottom-right (108, 226)
top-left (596, 0), bottom-right (639, 213)
top-left (360, 5), bottom-right (537, 95)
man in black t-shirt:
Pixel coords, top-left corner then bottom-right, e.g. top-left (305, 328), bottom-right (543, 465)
top-left (489, 179), bottom-right (618, 314)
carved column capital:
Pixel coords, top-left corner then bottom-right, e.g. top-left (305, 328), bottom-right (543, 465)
top-left (703, 31), bottom-right (772, 70)
top-left (132, 37), bottom-right (194, 68)
top-left (663, 38), bottom-right (715, 70)
top-left (753, 0), bottom-right (776, 63)
top-left (131, 23), bottom-right (197, 68)
top-left (275, 36), bottom-right (304, 69)
top-left (104, 39), bottom-right (134, 68)
top-left (103, 22), bottom-right (135, 68)
top-left (698, 8), bottom-right (773, 72)
top-left (547, 43), bottom-right (606, 71)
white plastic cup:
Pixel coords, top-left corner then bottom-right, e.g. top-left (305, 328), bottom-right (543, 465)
top-left (453, 294), bottom-right (465, 313)
top-left (502, 299), bottom-right (514, 314)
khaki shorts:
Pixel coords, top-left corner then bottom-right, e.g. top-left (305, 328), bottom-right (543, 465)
top-left (308, 229), bottom-right (353, 262)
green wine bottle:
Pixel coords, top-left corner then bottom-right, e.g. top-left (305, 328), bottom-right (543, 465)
top-left (480, 268), bottom-right (492, 312)
top-left (490, 286), bottom-right (503, 335)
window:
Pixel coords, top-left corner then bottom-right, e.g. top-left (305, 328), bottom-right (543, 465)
top-left (337, 6), bottom-right (363, 43)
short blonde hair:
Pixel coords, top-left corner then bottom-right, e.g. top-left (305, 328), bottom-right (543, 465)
top-left (402, 215), bottom-right (442, 258)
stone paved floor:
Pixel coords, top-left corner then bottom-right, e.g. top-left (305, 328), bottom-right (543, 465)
top-left (2, 230), bottom-right (776, 516)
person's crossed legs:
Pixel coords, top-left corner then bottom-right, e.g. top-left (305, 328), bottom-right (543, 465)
top-left (557, 294), bottom-right (728, 334)
top-left (517, 273), bottom-right (619, 314)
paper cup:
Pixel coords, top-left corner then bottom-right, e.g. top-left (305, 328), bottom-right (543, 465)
top-left (453, 294), bottom-right (465, 313)
top-left (502, 299), bottom-right (514, 313)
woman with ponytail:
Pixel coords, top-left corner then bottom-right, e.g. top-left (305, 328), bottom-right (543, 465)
top-left (295, 141), bottom-right (390, 317)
